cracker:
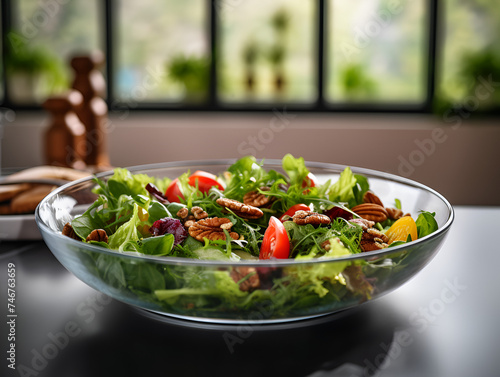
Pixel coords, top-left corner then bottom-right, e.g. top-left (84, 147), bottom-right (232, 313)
top-left (0, 203), bottom-right (12, 215)
top-left (0, 183), bottom-right (32, 202)
top-left (9, 185), bottom-right (57, 214)
top-left (5, 166), bottom-right (90, 182)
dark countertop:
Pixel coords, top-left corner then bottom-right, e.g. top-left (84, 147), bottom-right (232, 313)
top-left (1, 206), bottom-right (499, 377)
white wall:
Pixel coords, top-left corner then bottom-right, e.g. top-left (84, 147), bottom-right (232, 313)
top-left (2, 111), bottom-right (500, 205)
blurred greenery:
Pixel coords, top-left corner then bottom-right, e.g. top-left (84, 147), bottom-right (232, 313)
top-left (5, 32), bottom-right (66, 82)
top-left (437, 0), bottom-right (500, 112)
top-left (166, 55), bottom-right (209, 102)
top-left (241, 39), bottom-right (260, 93)
top-left (270, 8), bottom-right (290, 36)
top-left (268, 8), bottom-right (290, 68)
top-left (115, 0), bottom-right (206, 102)
top-left (434, 48), bottom-right (500, 113)
top-left (458, 49), bottom-right (500, 85)
top-left (218, 0), bottom-right (315, 103)
top-left (328, 0), bottom-right (426, 103)
top-left (242, 40), bottom-right (259, 68)
top-left (4, 31), bottom-right (67, 101)
top-left (268, 44), bottom-right (286, 69)
top-left (6, 0), bottom-right (100, 103)
top-left (339, 64), bottom-right (376, 100)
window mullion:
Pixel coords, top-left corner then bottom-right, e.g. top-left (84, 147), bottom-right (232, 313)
top-left (1, 0), bottom-right (13, 107)
top-left (317, 0), bottom-right (326, 109)
top-left (209, 0), bottom-right (217, 108)
top-left (426, 0), bottom-right (438, 111)
top-left (104, 0), bottom-right (114, 105)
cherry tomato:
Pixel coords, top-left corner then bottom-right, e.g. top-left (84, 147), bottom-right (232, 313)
top-left (259, 216), bottom-right (290, 260)
top-left (188, 170), bottom-right (224, 193)
top-left (302, 172), bottom-right (317, 188)
top-left (165, 178), bottom-right (184, 203)
top-left (279, 203), bottom-right (311, 222)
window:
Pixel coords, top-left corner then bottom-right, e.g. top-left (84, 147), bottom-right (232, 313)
top-left (114, 0), bottom-right (207, 103)
top-left (436, 0), bottom-right (500, 112)
top-left (3, 0), bottom-right (100, 104)
top-left (327, 0), bottom-right (428, 105)
top-left (218, 0), bottom-right (316, 105)
top-left (1, 0), bottom-right (499, 113)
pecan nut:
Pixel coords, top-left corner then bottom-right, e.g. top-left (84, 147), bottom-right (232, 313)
top-left (363, 191), bottom-right (384, 207)
top-left (62, 223), bottom-right (81, 241)
top-left (292, 210), bottom-right (331, 226)
top-left (184, 220), bottom-right (196, 228)
top-left (386, 207), bottom-right (403, 220)
top-left (360, 228), bottom-right (389, 252)
top-left (216, 198), bottom-right (263, 219)
top-left (230, 267), bottom-right (260, 292)
top-left (351, 203), bottom-right (388, 223)
top-left (188, 217), bottom-right (239, 241)
top-left (243, 187), bottom-right (273, 208)
top-left (191, 206), bottom-right (208, 220)
top-left (176, 207), bottom-right (189, 219)
top-left (349, 218), bottom-right (375, 231)
top-left (86, 229), bottom-right (108, 243)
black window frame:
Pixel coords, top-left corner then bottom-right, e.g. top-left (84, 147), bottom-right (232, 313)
top-left (1, 0), bottom-right (438, 113)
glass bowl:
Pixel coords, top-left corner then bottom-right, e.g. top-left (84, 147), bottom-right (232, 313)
top-left (35, 160), bottom-right (454, 324)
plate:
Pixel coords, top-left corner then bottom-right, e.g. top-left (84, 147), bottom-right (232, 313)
top-left (0, 214), bottom-right (41, 240)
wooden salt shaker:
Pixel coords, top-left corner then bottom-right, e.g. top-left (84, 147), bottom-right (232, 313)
top-left (70, 51), bottom-right (111, 168)
top-left (43, 90), bottom-right (87, 170)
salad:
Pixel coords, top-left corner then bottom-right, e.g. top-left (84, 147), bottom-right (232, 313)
top-left (62, 155), bottom-right (439, 318)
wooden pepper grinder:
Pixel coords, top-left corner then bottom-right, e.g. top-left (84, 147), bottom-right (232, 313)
top-left (70, 51), bottom-right (111, 168)
top-left (43, 90), bottom-right (87, 170)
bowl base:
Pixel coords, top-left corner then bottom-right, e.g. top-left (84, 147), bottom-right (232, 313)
top-left (133, 306), bottom-right (355, 330)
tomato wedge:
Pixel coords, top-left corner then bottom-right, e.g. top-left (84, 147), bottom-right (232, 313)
top-left (166, 171), bottom-right (223, 203)
top-left (188, 170), bottom-right (224, 193)
top-left (259, 216), bottom-right (290, 259)
top-left (302, 172), bottom-right (317, 188)
top-left (165, 178), bottom-right (184, 203)
top-left (279, 203), bottom-right (311, 222)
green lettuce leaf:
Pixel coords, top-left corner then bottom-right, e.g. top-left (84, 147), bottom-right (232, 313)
top-left (416, 211), bottom-right (438, 238)
top-left (292, 239), bottom-right (351, 297)
top-left (282, 154), bottom-right (309, 187)
top-left (328, 167), bottom-right (357, 203)
top-left (123, 263), bottom-right (165, 293)
top-left (71, 197), bottom-right (109, 240)
top-left (106, 168), bottom-right (171, 199)
top-left (108, 203), bottom-right (142, 251)
top-left (228, 156), bottom-right (264, 179)
top-left (140, 234), bottom-right (175, 256)
top-left (108, 168), bottom-right (156, 197)
top-left (395, 198), bottom-right (402, 210)
top-left (224, 156), bottom-right (265, 200)
top-left (148, 201), bottom-right (171, 223)
top-left (213, 270), bottom-right (248, 300)
top-left (192, 238), bottom-right (241, 261)
top-left (193, 248), bottom-right (238, 260)
top-left (95, 254), bottom-right (126, 288)
top-left (154, 270), bottom-right (247, 303)
top-left (351, 174), bottom-right (370, 207)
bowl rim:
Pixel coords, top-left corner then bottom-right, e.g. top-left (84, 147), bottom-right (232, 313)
top-left (35, 158), bottom-right (454, 267)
